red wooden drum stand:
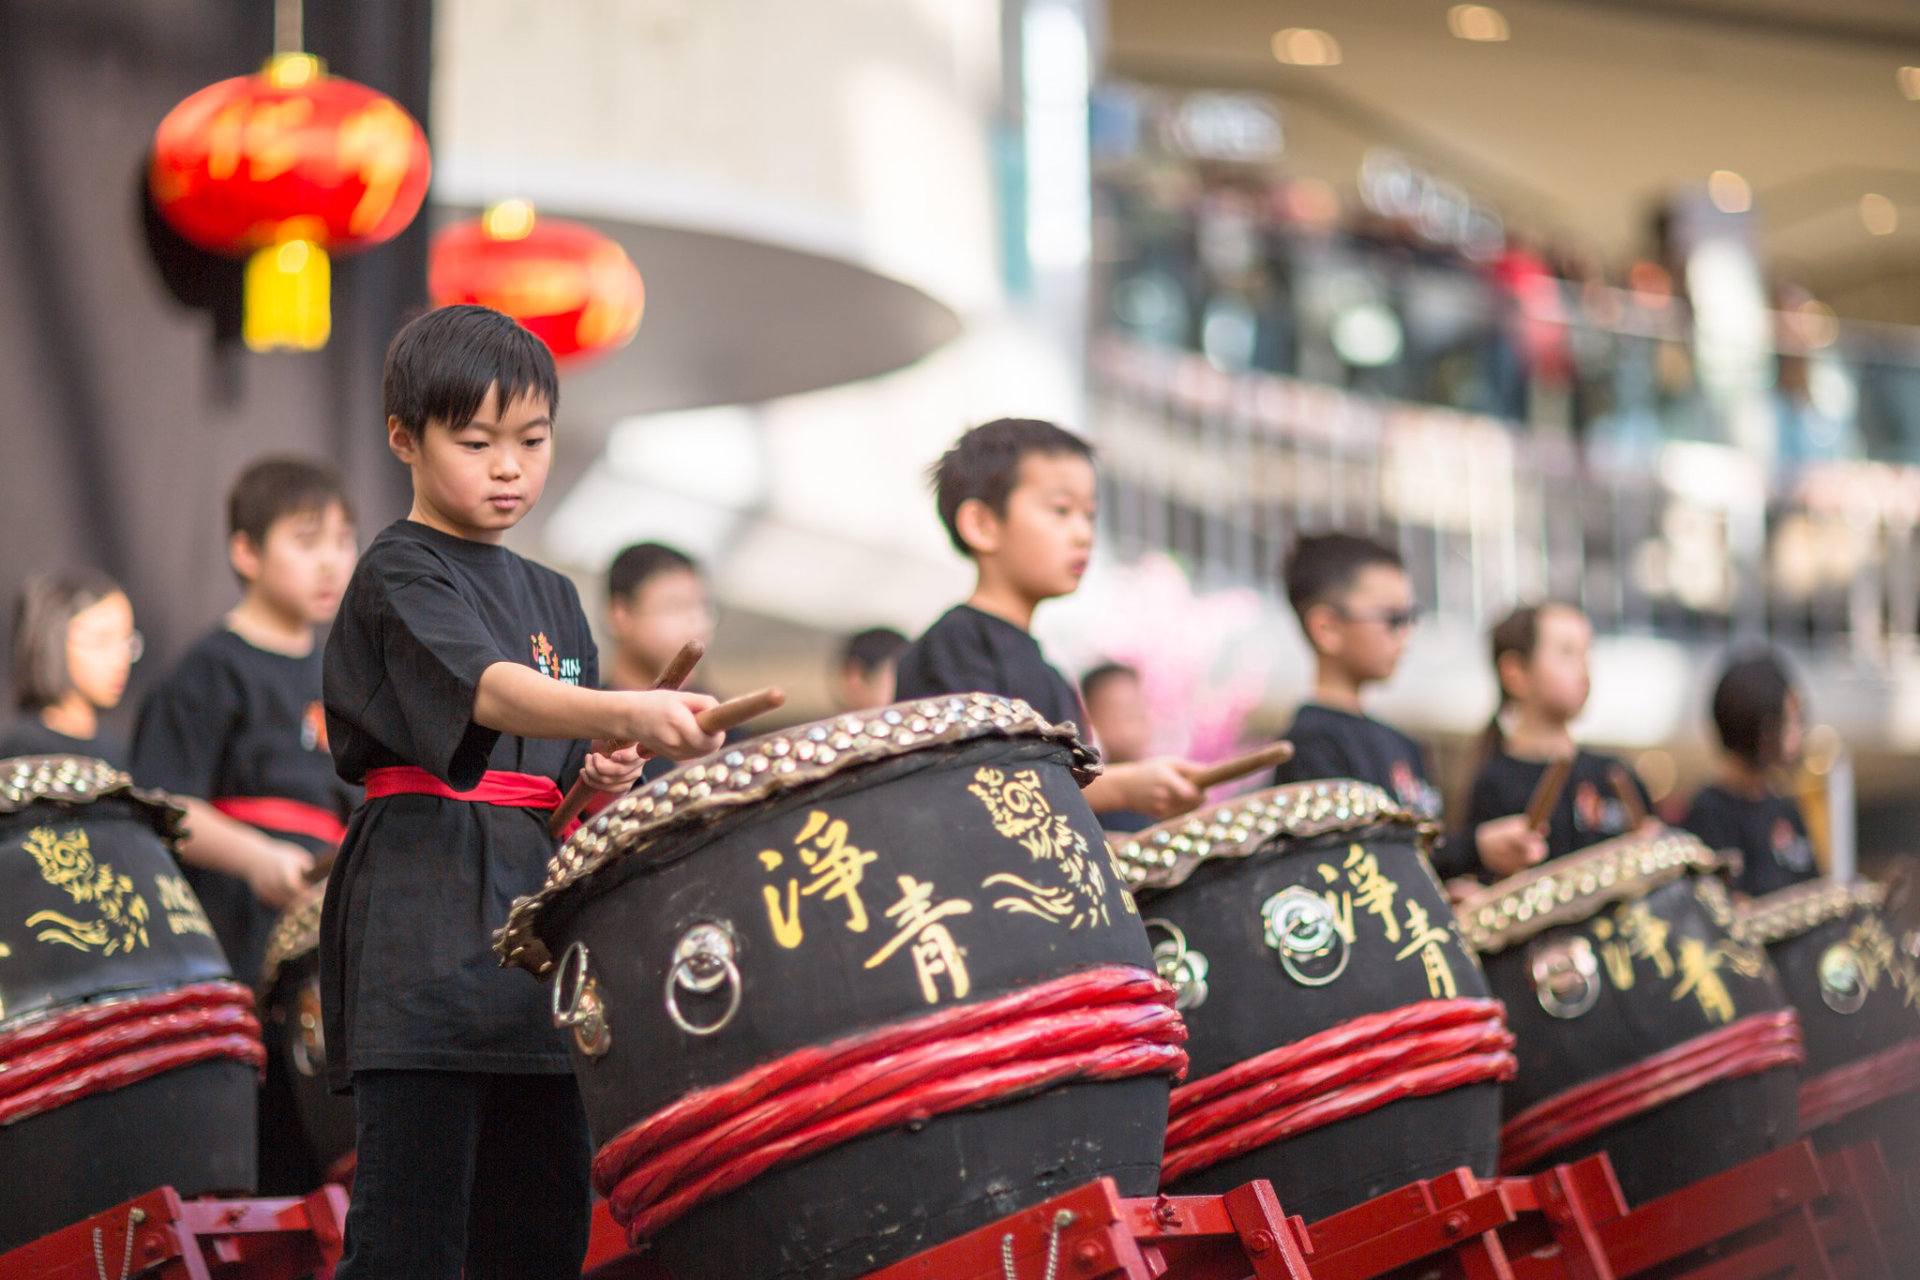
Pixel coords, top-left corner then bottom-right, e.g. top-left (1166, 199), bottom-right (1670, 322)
top-left (587, 1137), bottom-right (1911, 1280)
top-left (0, 1186), bottom-right (348, 1280)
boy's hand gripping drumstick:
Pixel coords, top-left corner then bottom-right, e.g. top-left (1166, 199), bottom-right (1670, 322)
top-left (1185, 741), bottom-right (1295, 791)
top-left (547, 683), bottom-right (789, 838)
top-left (547, 640), bottom-right (706, 838)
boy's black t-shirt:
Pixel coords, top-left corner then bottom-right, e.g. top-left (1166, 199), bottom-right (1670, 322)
top-left (1465, 747), bottom-right (1654, 872)
top-left (1682, 784), bottom-right (1818, 898)
top-left (319, 519), bottom-right (595, 1090)
top-left (1275, 703), bottom-right (1443, 818)
top-left (893, 604), bottom-right (1082, 729)
top-left (0, 719), bottom-right (129, 770)
top-left (131, 629), bottom-right (358, 981)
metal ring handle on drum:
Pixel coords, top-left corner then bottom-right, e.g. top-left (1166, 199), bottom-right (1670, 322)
top-left (288, 978), bottom-right (327, 1079)
top-left (664, 922), bottom-right (743, 1037)
top-left (1143, 917), bottom-right (1210, 1011)
top-left (1261, 886), bottom-right (1349, 987)
top-left (552, 941), bottom-right (613, 1058)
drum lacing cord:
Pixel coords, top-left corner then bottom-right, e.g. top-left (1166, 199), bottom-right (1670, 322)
top-left (1160, 997), bottom-right (1516, 1185)
top-left (1798, 1036), bottom-right (1920, 1133)
top-left (0, 981), bottom-right (265, 1126)
top-left (592, 965), bottom-right (1189, 1246)
top-left (1499, 1008), bottom-right (1804, 1172)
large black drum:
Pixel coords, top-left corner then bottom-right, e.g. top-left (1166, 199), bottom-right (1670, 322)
top-left (1737, 880), bottom-right (1920, 1156)
top-left (259, 886), bottom-right (356, 1185)
top-left (494, 695), bottom-right (1180, 1280)
top-left (0, 756), bottom-right (262, 1253)
top-left (1110, 780), bottom-right (1512, 1223)
top-left (1456, 830), bottom-right (1801, 1206)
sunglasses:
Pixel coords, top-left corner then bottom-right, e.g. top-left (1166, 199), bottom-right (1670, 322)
top-left (1332, 606), bottom-right (1420, 632)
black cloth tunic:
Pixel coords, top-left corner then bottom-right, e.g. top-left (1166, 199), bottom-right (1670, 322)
top-left (1465, 747), bottom-right (1654, 873)
top-left (893, 604), bottom-right (1082, 729)
top-left (0, 719), bottom-right (128, 770)
top-left (131, 628), bottom-right (357, 980)
top-left (1681, 784), bottom-right (1818, 898)
top-left (319, 520), bottom-right (594, 1090)
top-left (1274, 703), bottom-right (1443, 819)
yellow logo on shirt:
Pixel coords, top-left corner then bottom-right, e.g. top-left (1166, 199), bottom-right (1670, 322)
top-left (530, 632), bottom-right (582, 685)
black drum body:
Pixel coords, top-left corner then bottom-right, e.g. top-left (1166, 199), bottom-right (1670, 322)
top-left (0, 757), bottom-right (258, 1253)
top-left (260, 889), bottom-right (355, 1185)
top-left (1460, 833), bottom-right (1800, 1207)
top-left (1740, 882), bottom-right (1920, 1155)
top-left (1118, 783), bottom-right (1503, 1223)
top-left (496, 701), bottom-right (1167, 1280)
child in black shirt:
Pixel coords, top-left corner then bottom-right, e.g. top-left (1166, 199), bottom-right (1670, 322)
top-left (132, 459), bottom-right (359, 983)
top-left (320, 306), bottom-right (722, 1280)
top-left (1465, 603), bottom-right (1655, 876)
top-left (1272, 533), bottom-right (1537, 881)
top-left (1080, 661), bottom-right (1154, 832)
top-left (1682, 649), bottom-right (1818, 898)
top-left (892, 418), bottom-right (1204, 821)
top-left (131, 458), bottom-right (360, 1193)
top-left (2, 569), bottom-right (139, 768)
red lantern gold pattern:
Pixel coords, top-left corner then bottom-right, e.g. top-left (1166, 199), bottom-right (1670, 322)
top-left (148, 53), bottom-right (430, 351)
top-left (429, 202), bottom-right (645, 364)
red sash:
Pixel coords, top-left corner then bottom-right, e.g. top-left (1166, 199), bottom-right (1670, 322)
top-left (362, 766), bottom-right (611, 839)
top-left (211, 796), bottom-right (348, 847)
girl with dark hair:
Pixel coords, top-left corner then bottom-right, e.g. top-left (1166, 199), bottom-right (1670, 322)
top-left (1681, 650), bottom-right (1818, 898)
top-left (1, 569), bottom-right (139, 767)
top-left (1463, 602), bottom-right (1654, 879)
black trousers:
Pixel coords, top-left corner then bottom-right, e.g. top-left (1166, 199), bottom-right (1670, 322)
top-left (335, 1070), bottom-right (592, 1280)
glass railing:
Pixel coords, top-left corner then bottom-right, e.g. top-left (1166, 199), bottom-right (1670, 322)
top-left (1090, 335), bottom-right (1920, 667)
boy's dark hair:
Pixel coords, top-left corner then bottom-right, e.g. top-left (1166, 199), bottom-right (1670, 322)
top-left (1284, 532), bottom-right (1404, 623)
top-left (1079, 661), bottom-right (1139, 705)
top-left (841, 626), bottom-right (908, 674)
top-left (228, 458), bottom-right (353, 548)
top-left (930, 418), bottom-right (1095, 556)
top-left (12, 569), bottom-right (123, 711)
top-left (383, 304), bottom-right (560, 438)
top-left (1712, 649), bottom-right (1796, 768)
top-left (608, 542), bottom-right (699, 601)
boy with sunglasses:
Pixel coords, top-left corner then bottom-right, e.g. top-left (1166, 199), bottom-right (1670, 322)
top-left (1273, 533), bottom-right (1440, 817)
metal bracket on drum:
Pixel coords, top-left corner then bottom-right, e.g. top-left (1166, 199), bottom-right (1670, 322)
top-left (1818, 942), bottom-right (1869, 1014)
top-left (1260, 886), bottom-right (1348, 987)
top-left (1529, 935), bottom-right (1602, 1019)
top-left (1144, 919), bottom-right (1210, 1011)
top-left (553, 941), bottom-right (614, 1058)
top-left (665, 921), bottom-right (743, 1037)
top-left (290, 978), bottom-right (327, 1078)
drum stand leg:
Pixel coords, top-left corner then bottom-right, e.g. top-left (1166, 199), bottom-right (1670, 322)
top-left (1815, 1142), bottom-right (1908, 1279)
top-left (0, 1185), bottom-right (349, 1280)
top-left (1575, 1141), bottom-right (1837, 1280)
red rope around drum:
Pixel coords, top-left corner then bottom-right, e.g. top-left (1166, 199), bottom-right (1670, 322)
top-left (0, 981), bottom-right (264, 1126)
top-left (1499, 1009), bottom-right (1804, 1172)
top-left (1799, 1037), bottom-right (1920, 1133)
top-left (593, 965), bottom-right (1189, 1245)
top-left (1159, 997), bottom-right (1517, 1185)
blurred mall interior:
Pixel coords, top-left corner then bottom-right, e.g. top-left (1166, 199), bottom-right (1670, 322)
top-left (4, 0), bottom-right (1920, 872)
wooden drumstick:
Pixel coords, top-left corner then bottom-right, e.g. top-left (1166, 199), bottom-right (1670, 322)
top-left (1187, 741), bottom-right (1294, 791)
top-left (302, 852), bottom-right (336, 885)
top-left (547, 640), bottom-right (707, 838)
top-left (1524, 755), bottom-right (1574, 833)
top-left (1608, 763), bottom-right (1648, 828)
top-left (693, 686), bottom-right (787, 736)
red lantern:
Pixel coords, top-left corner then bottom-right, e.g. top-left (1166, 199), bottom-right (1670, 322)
top-left (149, 53), bottom-right (431, 351)
top-left (429, 202), bottom-right (645, 364)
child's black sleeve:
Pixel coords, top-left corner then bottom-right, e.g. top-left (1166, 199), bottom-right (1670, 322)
top-left (130, 647), bottom-right (240, 800)
top-left (380, 574), bottom-right (514, 789)
top-left (1274, 731), bottom-right (1351, 786)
